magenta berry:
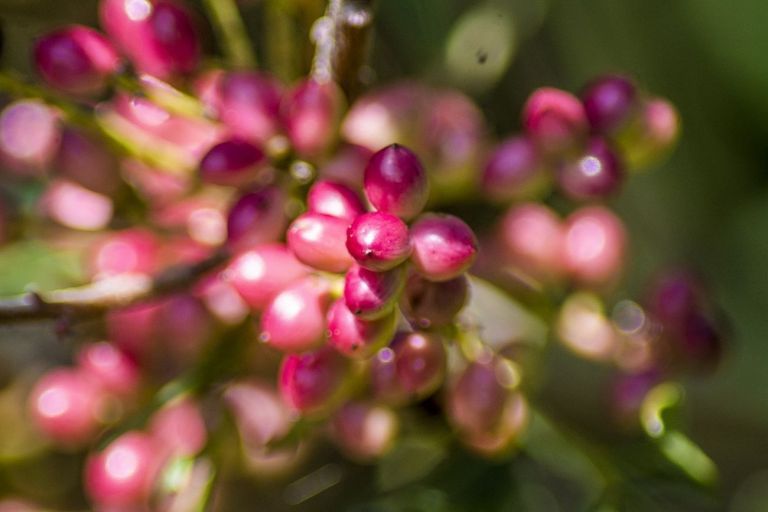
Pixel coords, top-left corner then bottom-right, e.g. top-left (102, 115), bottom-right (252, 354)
top-left (85, 431), bottom-right (162, 508)
top-left (401, 272), bottom-right (468, 329)
top-left (563, 206), bottom-right (626, 285)
top-left (582, 75), bottom-right (637, 134)
top-left (346, 211), bottom-right (411, 271)
top-left (392, 332), bottom-right (447, 399)
top-left (28, 368), bottom-right (104, 445)
top-left (88, 228), bottom-right (160, 278)
top-left (647, 271), bottom-right (701, 327)
top-left (226, 186), bottom-right (287, 249)
top-left (155, 293), bottom-right (214, 361)
top-left (279, 347), bottom-right (350, 415)
top-left (343, 265), bottom-right (405, 320)
top-left (283, 79), bottom-right (341, 157)
top-left (34, 25), bottom-right (120, 96)
top-left (226, 244), bottom-right (308, 311)
top-left (260, 277), bottom-right (331, 352)
top-left (499, 203), bottom-right (564, 281)
top-left (327, 298), bottom-right (397, 358)
top-left (364, 144), bottom-right (429, 220)
top-left (330, 401), bottom-right (398, 460)
top-left (209, 71), bottom-right (283, 143)
top-left (308, 180), bottom-right (366, 223)
top-left (199, 138), bottom-right (267, 186)
top-left (481, 136), bottom-right (547, 202)
top-left (558, 137), bottom-right (624, 200)
top-left (522, 87), bottom-right (588, 154)
top-left (149, 399), bottom-right (207, 457)
top-left (410, 213), bottom-right (478, 281)
top-left (680, 312), bottom-right (722, 369)
top-left (287, 212), bottom-right (354, 273)
top-left (77, 342), bottom-right (140, 397)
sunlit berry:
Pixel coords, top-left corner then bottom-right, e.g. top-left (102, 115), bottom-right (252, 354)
top-left (260, 277), bottom-right (331, 352)
top-left (346, 212), bottom-right (411, 271)
top-left (499, 202), bottom-right (564, 281)
top-left (364, 144), bottom-right (429, 220)
top-left (410, 213), bottom-right (478, 281)
top-left (308, 180), bottom-right (366, 223)
top-left (77, 342), bottom-right (140, 397)
top-left (287, 212), bottom-right (354, 273)
top-left (0, 100), bottom-right (60, 175)
top-left (40, 179), bottom-right (113, 231)
top-left (88, 228), bottom-right (161, 278)
top-left (327, 298), bottom-right (397, 358)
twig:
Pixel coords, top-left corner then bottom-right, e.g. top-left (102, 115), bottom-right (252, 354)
top-left (0, 249), bottom-right (229, 323)
top-left (311, 0), bottom-right (375, 97)
top-left (202, 0), bottom-right (257, 69)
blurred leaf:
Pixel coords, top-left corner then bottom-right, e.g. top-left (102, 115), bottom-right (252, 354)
top-left (377, 436), bottom-right (448, 492)
top-left (657, 431), bottom-right (717, 487)
top-left (0, 241), bottom-right (83, 295)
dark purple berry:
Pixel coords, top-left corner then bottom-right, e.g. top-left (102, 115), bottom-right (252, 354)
top-left (401, 272), bottom-right (468, 329)
top-left (226, 186), bottom-right (287, 249)
top-left (364, 144), bottom-right (429, 220)
top-left (582, 74), bottom-right (637, 134)
top-left (199, 138), bottom-right (267, 186)
top-left (346, 212), bottom-right (411, 271)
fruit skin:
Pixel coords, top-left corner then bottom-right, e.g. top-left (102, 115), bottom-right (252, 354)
top-left (391, 332), bottom-right (447, 399)
top-left (346, 212), bottom-right (412, 271)
top-left (581, 75), bottom-right (637, 134)
top-left (199, 138), bottom-right (267, 187)
top-left (287, 212), bottom-right (355, 273)
top-left (522, 87), bottom-right (588, 155)
top-left (410, 213), bottom-right (478, 281)
top-left (34, 25), bottom-right (120, 96)
top-left (260, 277), bottom-right (331, 353)
top-left (77, 342), bottom-right (140, 397)
top-left (499, 202), bottom-right (564, 281)
top-left (327, 298), bottom-right (397, 359)
top-left (283, 79), bottom-right (342, 157)
top-left (279, 347), bottom-right (350, 415)
top-left (401, 272), bottom-right (468, 329)
top-left (226, 186), bottom-right (287, 250)
top-left (330, 401), bottom-right (399, 460)
top-left (308, 180), bottom-right (366, 223)
top-left (343, 265), bottom-right (405, 320)
top-left (364, 144), bottom-right (429, 220)
top-left (562, 206), bottom-right (626, 285)
top-left (84, 431), bottom-right (163, 508)
top-left (558, 137), bottom-right (624, 200)
top-left (447, 358), bottom-right (512, 436)
top-left (481, 136), bottom-right (548, 202)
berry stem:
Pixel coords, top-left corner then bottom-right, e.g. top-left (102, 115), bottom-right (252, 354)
top-left (202, 0), bottom-right (258, 69)
top-left (0, 249), bottom-right (230, 323)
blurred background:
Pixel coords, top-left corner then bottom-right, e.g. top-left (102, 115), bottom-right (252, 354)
top-left (1, 0), bottom-right (767, 510)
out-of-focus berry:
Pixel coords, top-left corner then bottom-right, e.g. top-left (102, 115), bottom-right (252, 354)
top-left (410, 213), bottom-right (478, 281)
top-left (562, 206), bottom-right (626, 285)
top-left (327, 298), bottom-right (397, 358)
top-left (617, 97), bottom-right (680, 170)
top-left (0, 100), bottom-right (60, 176)
top-left (401, 273), bottom-right (468, 329)
top-left (54, 128), bottom-right (120, 195)
top-left (260, 277), bottom-right (331, 352)
top-left (330, 401), bottom-right (398, 460)
top-left (392, 332), bottom-right (447, 399)
top-left (88, 228), bottom-right (161, 278)
top-left (558, 137), bottom-right (624, 200)
top-left (283, 79), bottom-right (341, 157)
top-left (481, 136), bottom-right (549, 202)
top-left (499, 203), bottom-right (565, 282)
top-left (279, 347), bottom-right (350, 415)
top-left (226, 186), bottom-right (287, 250)
top-left (40, 179), bottom-right (113, 231)
top-left (522, 87), bottom-right (588, 155)
top-left (149, 398), bottom-right (207, 457)
top-left (581, 75), bottom-right (637, 134)
top-left (199, 138), bottom-right (267, 187)
top-left (77, 342), bottom-right (140, 397)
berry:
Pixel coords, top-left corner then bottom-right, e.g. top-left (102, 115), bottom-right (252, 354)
top-left (226, 243), bottom-right (308, 311)
top-left (619, 97), bottom-right (680, 169)
top-left (308, 180), bottom-right (366, 223)
top-left (499, 203), bottom-right (564, 280)
top-left (447, 359), bottom-right (510, 435)
top-left (34, 25), bottom-right (120, 95)
top-left (40, 179), bottom-right (113, 231)
top-left (481, 136), bottom-right (548, 202)
top-left (330, 401), bottom-right (399, 460)
top-left (283, 79), bottom-right (341, 157)
top-left (279, 347), bottom-right (350, 415)
top-left (582, 74), bottom-right (637, 134)
top-left (647, 270), bottom-right (701, 327)
top-left (327, 298), bottom-right (397, 358)
top-left (226, 186), bottom-right (287, 249)
top-left (410, 213), bottom-right (478, 281)
top-left (54, 128), bottom-right (119, 195)
top-left (392, 332), bottom-right (447, 399)
top-left (364, 144), bottom-right (429, 220)
top-left (224, 380), bottom-right (291, 449)
top-left (260, 277), bottom-right (331, 352)
top-left (199, 138), bottom-right (267, 186)
top-left (85, 431), bottom-right (162, 508)
top-left (343, 265), bottom-right (405, 320)
top-left (460, 392), bottom-right (529, 456)
top-left (149, 399), bottom-right (207, 457)
top-left (369, 347), bottom-right (409, 405)
top-left (346, 211), bottom-right (412, 271)
top-left (155, 293), bottom-right (214, 362)
top-left (522, 87), bottom-right (588, 154)
top-left (562, 206), bottom-right (626, 285)
top-left (401, 272), bottom-right (468, 329)
top-left (287, 212), bottom-right (354, 273)
top-left (77, 342), bottom-right (140, 397)
top-left (558, 137), bottom-right (624, 200)
top-left (88, 228), bottom-right (160, 278)
top-left (0, 100), bottom-right (60, 175)
top-left (28, 368), bottom-right (104, 445)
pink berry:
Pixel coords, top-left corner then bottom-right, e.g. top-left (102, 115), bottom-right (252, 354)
top-left (410, 213), bottom-right (478, 281)
top-left (460, 392), bottom-right (529, 456)
top-left (500, 203), bottom-right (564, 281)
top-left (392, 332), bottom-right (446, 399)
top-left (364, 144), bottom-right (429, 220)
top-left (224, 380), bottom-right (291, 449)
top-left (260, 277), bottom-right (331, 352)
top-left (226, 186), bottom-right (287, 250)
top-left (327, 298), bottom-right (397, 358)
top-left (155, 293), bottom-right (214, 362)
top-left (343, 265), bottom-right (404, 320)
top-left (330, 401), bottom-right (398, 460)
top-left (522, 87), bottom-right (588, 154)
top-left (481, 136), bottom-right (548, 202)
top-left (283, 79), bottom-right (341, 157)
top-left (562, 206), bottom-right (626, 284)
top-left (279, 347), bottom-right (350, 415)
top-left (85, 431), bottom-right (162, 508)
top-left (287, 212), bottom-right (354, 273)
top-left (40, 179), bottom-right (113, 231)
top-left (199, 138), bottom-right (267, 186)
top-left (401, 272), bottom-right (468, 329)
top-left (106, 303), bottom-right (160, 359)
top-left (149, 398), bottom-right (207, 457)
top-left (558, 137), bottom-right (624, 200)
top-left (447, 359), bottom-right (509, 435)
top-left (318, 144), bottom-right (372, 189)
top-left (581, 75), bottom-right (637, 134)
top-left (28, 368), bottom-right (104, 445)
top-left (226, 244), bottom-right (308, 311)
top-left (88, 228), bottom-right (160, 278)
top-left (308, 180), bottom-right (366, 223)
top-left (346, 212), bottom-right (411, 271)
top-left (0, 100), bottom-right (60, 175)
top-left (34, 25), bottom-right (120, 96)
top-left (77, 342), bottom-right (140, 397)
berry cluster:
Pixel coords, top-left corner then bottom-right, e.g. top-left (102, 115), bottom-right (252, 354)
top-left (0, 0), bottom-right (727, 509)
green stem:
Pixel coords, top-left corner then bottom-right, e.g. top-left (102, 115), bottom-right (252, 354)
top-left (202, 0), bottom-right (257, 68)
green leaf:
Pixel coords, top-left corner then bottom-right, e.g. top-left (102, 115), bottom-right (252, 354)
top-left (0, 241), bottom-right (83, 295)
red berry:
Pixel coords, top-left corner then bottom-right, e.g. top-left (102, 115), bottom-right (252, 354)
top-left (199, 138), bottom-right (267, 186)
top-left (287, 212), bottom-right (354, 273)
top-left (410, 213), bottom-right (478, 281)
top-left (34, 25), bottom-right (120, 95)
top-left (343, 265), bottom-right (405, 320)
top-left (346, 212), bottom-right (411, 271)
top-left (327, 298), bottom-right (396, 358)
top-left (364, 144), bottom-right (429, 220)
top-left (308, 180), bottom-right (366, 223)
top-left (523, 87), bottom-right (588, 154)
top-left (279, 347), bottom-right (350, 415)
top-left (260, 277), bottom-right (331, 352)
